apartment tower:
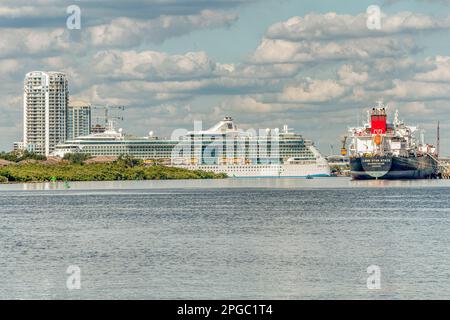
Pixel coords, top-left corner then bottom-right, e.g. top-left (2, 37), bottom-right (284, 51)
top-left (23, 71), bottom-right (69, 156)
top-left (67, 101), bottom-right (91, 140)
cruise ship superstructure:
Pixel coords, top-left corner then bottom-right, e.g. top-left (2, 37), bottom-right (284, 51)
top-left (53, 117), bottom-right (331, 178)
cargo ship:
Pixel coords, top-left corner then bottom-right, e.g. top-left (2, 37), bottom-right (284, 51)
top-left (348, 103), bottom-right (439, 180)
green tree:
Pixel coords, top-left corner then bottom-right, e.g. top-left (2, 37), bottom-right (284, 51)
top-left (0, 150), bottom-right (46, 162)
top-left (116, 154), bottom-right (143, 168)
top-left (63, 153), bottom-right (91, 164)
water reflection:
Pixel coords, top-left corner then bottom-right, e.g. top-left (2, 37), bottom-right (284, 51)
top-left (1, 177), bottom-right (450, 191)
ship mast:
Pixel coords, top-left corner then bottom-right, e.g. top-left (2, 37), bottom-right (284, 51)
top-left (437, 121), bottom-right (440, 158)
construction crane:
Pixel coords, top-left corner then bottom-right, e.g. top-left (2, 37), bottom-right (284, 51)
top-left (340, 136), bottom-right (348, 156)
top-left (91, 105), bottom-right (125, 130)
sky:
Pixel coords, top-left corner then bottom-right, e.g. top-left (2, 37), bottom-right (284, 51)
top-left (1, 0), bottom-right (450, 154)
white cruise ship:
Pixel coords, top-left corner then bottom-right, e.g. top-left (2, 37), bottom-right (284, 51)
top-left (53, 117), bottom-right (330, 178)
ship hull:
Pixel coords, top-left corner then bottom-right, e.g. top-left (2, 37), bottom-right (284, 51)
top-left (350, 155), bottom-right (438, 180)
top-left (175, 163), bottom-right (331, 178)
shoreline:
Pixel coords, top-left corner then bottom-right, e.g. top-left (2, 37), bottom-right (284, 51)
top-left (0, 162), bottom-right (227, 183)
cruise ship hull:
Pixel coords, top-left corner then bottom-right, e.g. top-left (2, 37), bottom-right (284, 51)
top-left (350, 155), bottom-right (438, 180)
top-left (177, 163), bottom-right (331, 178)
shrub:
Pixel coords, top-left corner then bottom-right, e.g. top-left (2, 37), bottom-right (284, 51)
top-left (0, 150), bottom-right (46, 162)
top-left (0, 162), bottom-right (226, 182)
top-left (63, 153), bottom-right (91, 164)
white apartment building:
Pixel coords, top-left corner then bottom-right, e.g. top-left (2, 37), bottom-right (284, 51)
top-left (23, 71), bottom-right (69, 156)
top-left (67, 101), bottom-right (91, 140)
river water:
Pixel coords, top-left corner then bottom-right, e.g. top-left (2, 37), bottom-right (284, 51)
top-left (1, 178), bottom-right (449, 299)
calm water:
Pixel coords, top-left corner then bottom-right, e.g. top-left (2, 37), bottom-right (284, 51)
top-left (1, 178), bottom-right (449, 299)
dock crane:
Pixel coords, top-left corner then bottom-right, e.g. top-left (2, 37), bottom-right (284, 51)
top-left (340, 136), bottom-right (348, 156)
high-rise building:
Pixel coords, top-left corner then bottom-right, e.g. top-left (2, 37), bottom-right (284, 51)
top-left (23, 71), bottom-right (69, 156)
top-left (67, 101), bottom-right (91, 140)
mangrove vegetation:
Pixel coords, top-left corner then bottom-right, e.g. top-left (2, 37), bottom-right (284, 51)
top-left (0, 154), bottom-right (227, 183)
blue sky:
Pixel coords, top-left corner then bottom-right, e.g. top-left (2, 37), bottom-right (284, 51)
top-left (1, 0), bottom-right (450, 154)
top-left (157, 0), bottom-right (450, 62)
top-left (157, 0), bottom-right (450, 59)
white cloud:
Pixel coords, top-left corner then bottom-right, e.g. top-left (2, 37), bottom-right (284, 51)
top-left (2, 5), bottom-right (450, 153)
top-left (229, 63), bottom-right (300, 79)
top-left (414, 56), bottom-right (450, 82)
top-left (0, 0), bottom-right (253, 27)
top-left (373, 57), bottom-right (421, 74)
top-left (219, 96), bottom-right (290, 113)
top-left (0, 59), bottom-right (21, 75)
top-left (338, 64), bottom-right (369, 86)
top-left (252, 36), bottom-right (417, 64)
top-left (0, 28), bottom-right (70, 58)
top-left (93, 50), bottom-right (221, 81)
top-left (277, 79), bottom-right (346, 103)
top-left (398, 101), bottom-right (433, 115)
top-left (0, 8), bottom-right (238, 59)
top-left (85, 10), bottom-right (238, 47)
top-left (385, 79), bottom-right (450, 100)
top-left (0, 6), bottom-right (49, 18)
top-left (266, 12), bottom-right (450, 41)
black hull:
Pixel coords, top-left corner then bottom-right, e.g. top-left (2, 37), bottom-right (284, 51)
top-left (351, 155), bottom-right (438, 180)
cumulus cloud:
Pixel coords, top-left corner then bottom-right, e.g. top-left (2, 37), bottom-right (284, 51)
top-left (0, 0), bottom-right (254, 28)
top-left (385, 79), bottom-right (450, 100)
top-left (276, 79), bottom-right (346, 103)
top-left (251, 11), bottom-right (450, 68)
top-left (337, 64), bottom-right (369, 86)
top-left (92, 50), bottom-right (222, 81)
top-left (0, 9), bottom-right (238, 58)
top-left (398, 101), bottom-right (433, 115)
top-left (84, 10), bottom-right (238, 47)
top-left (414, 56), bottom-right (450, 82)
top-left (252, 36), bottom-right (418, 64)
top-left (228, 63), bottom-right (300, 79)
top-left (2, 4), bottom-right (450, 152)
top-left (220, 96), bottom-right (280, 113)
top-left (266, 12), bottom-right (450, 41)
top-left (0, 59), bottom-right (21, 75)
top-left (0, 28), bottom-right (71, 58)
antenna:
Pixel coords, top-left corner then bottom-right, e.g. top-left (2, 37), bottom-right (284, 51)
top-left (394, 110), bottom-right (399, 126)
